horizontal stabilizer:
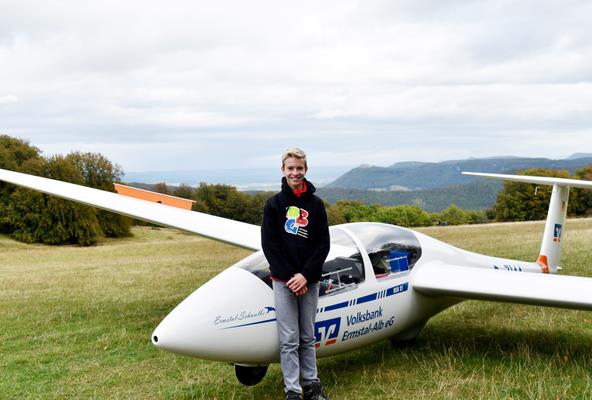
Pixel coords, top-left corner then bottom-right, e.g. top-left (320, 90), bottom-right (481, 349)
top-left (413, 262), bottom-right (592, 311)
top-left (0, 168), bottom-right (261, 250)
top-left (463, 172), bottom-right (592, 189)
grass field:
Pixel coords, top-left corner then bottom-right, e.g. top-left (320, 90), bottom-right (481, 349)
top-left (1, 219), bottom-right (592, 399)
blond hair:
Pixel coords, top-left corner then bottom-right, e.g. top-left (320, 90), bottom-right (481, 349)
top-left (281, 147), bottom-right (308, 170)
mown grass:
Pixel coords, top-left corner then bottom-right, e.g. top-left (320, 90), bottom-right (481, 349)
top-left (1, 220), bottom-right (592, 399)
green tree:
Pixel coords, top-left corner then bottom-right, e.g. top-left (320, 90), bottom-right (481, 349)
top-left (436, 204), bottom-right (480, 225)
top-left (572, 166), bottom-right (592, 217)
top-left (194, 183), bottom-right (258, 224)
top-left (0, 135), bottom-right (42, 172)
top-left (66, 152), bottom-right (132, 238)
top-left (494, 168), bottom-right (576, 221)
top-left (335, 201), bottom-right (380, 222)
top-left (2, 155), bottom-right (102, 245)
top-left (243, 192), bottom-right (270, 225)
top-left (153, 182), bottom-right (169, 195)
top-left (173, 184), bottom-right (195, 200)
top-left (372, 205), bottom-right (433, 227)
top-left (66, 152), bottom-right (124, 190)
top-left (0, 136), bottom-right (44, 233)
top-left (467, 209), bottom-right (489, 224)
top-left (0, 138), bottom-right (132, 244)
top-left (326, 202), bottom-right (346, 226)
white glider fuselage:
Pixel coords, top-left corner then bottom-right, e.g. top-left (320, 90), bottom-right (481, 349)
top-left (150, 223), bottom-right (541, 365)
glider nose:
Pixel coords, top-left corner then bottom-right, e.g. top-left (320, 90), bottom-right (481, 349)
top-left (151, 267), bottom-right (278, 363)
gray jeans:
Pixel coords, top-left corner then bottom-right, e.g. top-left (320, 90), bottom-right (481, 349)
top-left (273, 280), bottom-right (321, 394)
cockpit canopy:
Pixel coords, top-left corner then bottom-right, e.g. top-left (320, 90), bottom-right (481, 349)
top-left (236, 222), bottom-right (422, 297)
top-left (343, 222), bottom-right (422, 277)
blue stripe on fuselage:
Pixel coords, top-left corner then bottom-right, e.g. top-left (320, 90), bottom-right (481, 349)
top-left (356, 293), bottom-right (377, 304)
top-left (220, 282), bottom-right (408, 329)
top-left (222, 317), bottom-right (277, 329)
top-left (324, 300), bottom-right (349, 311)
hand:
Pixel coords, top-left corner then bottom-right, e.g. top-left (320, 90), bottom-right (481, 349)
top-left (295, 286), bottom-right (309, 296)
top-left (287, 273), bottom-right (308, 294)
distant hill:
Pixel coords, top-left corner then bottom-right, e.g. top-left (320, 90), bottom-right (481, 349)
top-left (317, 180), bottom-right (502, 212)
top-left (326, 156), bottom-right (592, 190)
top-left (568, 153), bottom-right (592, 160)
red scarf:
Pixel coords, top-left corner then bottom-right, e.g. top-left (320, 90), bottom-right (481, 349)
top-left (292, 181), bottom-right (307, 198)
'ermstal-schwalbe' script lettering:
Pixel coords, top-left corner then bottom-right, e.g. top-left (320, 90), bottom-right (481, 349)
top-left (214, 309), bottom-right (268, 325)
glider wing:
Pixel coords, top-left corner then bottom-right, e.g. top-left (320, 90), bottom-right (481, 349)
top-left (462, 171), bottom-right (592, 189)
top-left (412, 261), bottom-right (592, 311)
top-left (0, 168), bottom-right (262, 250)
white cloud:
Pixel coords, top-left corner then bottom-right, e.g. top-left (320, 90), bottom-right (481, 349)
top-left (0, 0), bottom-right (591, 172)
top-left (0, 95), bottom-right (19, 105)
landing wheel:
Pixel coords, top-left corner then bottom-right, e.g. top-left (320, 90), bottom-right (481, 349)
top-left (235, 364), bottom-right (268, 386)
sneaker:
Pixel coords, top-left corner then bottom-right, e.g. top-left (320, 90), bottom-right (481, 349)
top-left (303, 382), bottom-right (330, 400)
top-left (285, 390), bottom-right (302, 400)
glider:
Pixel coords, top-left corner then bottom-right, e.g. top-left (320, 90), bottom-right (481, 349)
top-left (0, 167), bottom-right (591, 386)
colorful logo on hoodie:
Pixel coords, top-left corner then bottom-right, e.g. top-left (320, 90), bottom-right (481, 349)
top-left (285, 206), bottom-right (309, 238)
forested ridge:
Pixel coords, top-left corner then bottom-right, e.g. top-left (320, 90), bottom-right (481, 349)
top-left (317, 180), bottom-right (502, 212)
top-left (327, 156), bottom-right (592, 190)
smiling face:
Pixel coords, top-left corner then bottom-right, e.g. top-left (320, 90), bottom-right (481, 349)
top-left (282, 156), bottom-right (307, 190)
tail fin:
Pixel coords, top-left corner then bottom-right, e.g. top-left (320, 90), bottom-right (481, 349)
top-left (463, 172), bottom-right (592, 274)
top-left (536, 184), bottom-right (569, 273)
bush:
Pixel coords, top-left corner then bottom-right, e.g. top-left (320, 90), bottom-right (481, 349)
top-left (66, 152), bottom-right (132, 238)
top-left (371, 205), bottom-right (433, 227)
top-left (194, 183), bottom-right (268, 225)
top-left (436, 204), bottom-right (488, 226)
top-left (0, 136), bottom-right (132, 244)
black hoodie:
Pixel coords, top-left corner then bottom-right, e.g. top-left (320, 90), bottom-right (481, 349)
top-left (261, 177), bottom-right (330, 283)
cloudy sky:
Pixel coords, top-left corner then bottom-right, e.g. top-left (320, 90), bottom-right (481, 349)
top-left (1, 0), bottom-right (591, 175)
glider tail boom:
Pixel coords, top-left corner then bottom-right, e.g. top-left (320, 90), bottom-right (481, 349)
top-left (463, 172), bottom-right (592, 274)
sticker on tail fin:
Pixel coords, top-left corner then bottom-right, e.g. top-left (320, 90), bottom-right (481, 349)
top-left (553, 224), bottom-right (562, 242)
top-left (536, 255), bottom-right (549, 274)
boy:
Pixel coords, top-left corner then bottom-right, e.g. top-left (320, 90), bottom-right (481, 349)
top-left (261, 148), bottom-right (331, 400)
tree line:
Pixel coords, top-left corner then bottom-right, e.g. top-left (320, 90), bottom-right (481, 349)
top-left (149, 167), bottom-right (592, 228)
top-left (52, 164), bottom-right (592, 233)
top-left (0, 135), bottom-right (132, 245)
top-left (1, 134), bottom-right (591, 245)
top-left (152, 182), bottom-right (489, 227)
top-left (493, 167), bottom-right (592, 221)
